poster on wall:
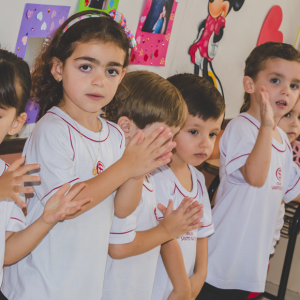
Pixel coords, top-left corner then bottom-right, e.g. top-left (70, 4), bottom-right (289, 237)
top-left (13, 3), bottom-right (70, 139)
top-left (130, 0), bottom-right (179, 67)
top-left (78, 0), bottom-right (119, 13)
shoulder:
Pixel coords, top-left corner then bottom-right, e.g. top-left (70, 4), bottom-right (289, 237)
top-left (104, 120), bottom-right (124, 149)
top-left (227, 114), bottom-right (259, 132)
top-left (277, 127), bottom-right (292, 153)
top-left (151, 166), bottom-right (173, 188)
top-left (191, 166), bottom-right (206, 196)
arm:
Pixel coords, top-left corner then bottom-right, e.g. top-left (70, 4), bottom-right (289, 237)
top-left (4, 183), bottom-right (90, 265)
top-left (162, 239), bottom-right (191, 300)
top-left (239, 88), bottom-right (274, 187)
top-left (189, 238), bottom-right (208, 300)
top-left (109, 197), bottom-right (203, 259)
top-left (161, 18), bottom-right (167, 34)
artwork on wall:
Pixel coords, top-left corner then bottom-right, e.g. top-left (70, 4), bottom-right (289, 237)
top-left (13, 3), bottom-right (70, 139)
top-left (130, 0), bottom-right (179, 67)
top-left (189, 0), bottom-right (246, 100)
top-left (78, 0), bottom-right (119, 13)
top-left (294, 25), bottom-right (300, 50)
top-left (257, 5), bottom-right (283, 46)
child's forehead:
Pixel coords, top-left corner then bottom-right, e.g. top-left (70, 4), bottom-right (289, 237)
top-left (185, 113), bottom-right (223, 129)
top-left (261, 58), bottom-right (300, 76)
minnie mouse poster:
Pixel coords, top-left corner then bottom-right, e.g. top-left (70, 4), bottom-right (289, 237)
top-left (189, 0), bottom-right (245, 99)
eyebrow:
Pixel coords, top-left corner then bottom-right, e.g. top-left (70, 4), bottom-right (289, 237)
top-left (74, 56), bottom-right (123, 67)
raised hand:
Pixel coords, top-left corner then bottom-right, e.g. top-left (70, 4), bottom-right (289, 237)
top-left (0, 156), bottom-right (40, 208)
top-left (42, 183), bottom-right (91, 225)
top-left (160, 197), bottom-right (204, 239)
top-left (122, 127), bottom-right (176, 178)
top-left (260, 86), bottom-right (275, 130)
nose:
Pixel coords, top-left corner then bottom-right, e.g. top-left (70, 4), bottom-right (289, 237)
top-left (199, 135), bottom-right (210, 148)
top-left (281, 83), bottom-right (290, 96)
top-left (92, 71), bottom-right (105, 87)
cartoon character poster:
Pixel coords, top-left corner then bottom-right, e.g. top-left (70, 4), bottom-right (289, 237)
top-left (78, 0), bottom-right (119, 13)
top-left (189, 0), bottom-right (246, 100)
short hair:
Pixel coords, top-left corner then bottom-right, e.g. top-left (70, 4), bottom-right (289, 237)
top-left (241, 42), bottom-right (300, 113)
top-left (167, 73), bottom-right (225, 120)
top-left (103, 70), bottom-right (187, 129)
top-left (0, 49), bottom-right (31, 116)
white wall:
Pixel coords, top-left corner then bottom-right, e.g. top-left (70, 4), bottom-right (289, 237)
top-left (1, 0), bottom-right (300, 118)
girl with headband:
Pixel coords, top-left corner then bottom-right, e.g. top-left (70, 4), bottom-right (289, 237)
top-left (1, 10), bottom-right (175, 300)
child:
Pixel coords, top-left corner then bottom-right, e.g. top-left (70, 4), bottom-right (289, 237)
top-left (1, 11), bottom-right (175, 300)
top-left (102, 70), bottom-right (204, 300)
top-left (153, 2), bottom-right (168, 34)
top-left (0, 49), bottom-right (90, 287)
top-left (151, 73), bottom-right (225, 300)
top-left (198, 42), bottom-right (300, 300)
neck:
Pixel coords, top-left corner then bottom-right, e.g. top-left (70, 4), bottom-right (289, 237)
top-left (169, 153), bottom-right (189, 174)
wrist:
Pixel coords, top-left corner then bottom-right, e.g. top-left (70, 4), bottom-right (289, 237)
top-left (118, 157), bottom-right (136, 179)
top-left (39, 214), bottom-right (57, 229)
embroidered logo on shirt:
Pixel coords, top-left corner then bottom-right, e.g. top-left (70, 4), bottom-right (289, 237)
top-left (276, 168), bottom-right (281, 181)
top-left (96, 161), bottom-right (105, 175)
top-left (272, 167), bottom-right (283, 191)
top-left (180, 230), bottom-right (197, 241)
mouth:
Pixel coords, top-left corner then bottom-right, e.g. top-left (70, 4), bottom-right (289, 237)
top-left (194, 153), bottom-right (207, 159)
top-left (275, 100), bottom-right (287, 108)
top-left (287, 132), bottom-right (296, 137)
top-left (86, 93), bottom-right (104, 101)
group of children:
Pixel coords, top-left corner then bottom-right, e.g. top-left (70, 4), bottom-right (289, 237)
top-left (0, 9), bottom-right (300, 300)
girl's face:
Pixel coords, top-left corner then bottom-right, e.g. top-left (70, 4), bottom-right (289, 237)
top-left (52, 41), bottom-right (126, 115)
top-left (278, 100), bottom-right (300, 143)
top-left (162, 6), bottom-right (166, 17)
top-left (246, 58), bottom-right (300, 118)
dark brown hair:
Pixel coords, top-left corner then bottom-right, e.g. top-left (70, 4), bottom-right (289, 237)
top-left (0, 49), bottom-right (31, 115)
top-left (32, 10), bottom-right (130, 121)
top-left (167, 73), bottom-right (225, 120)
top-left (241, 42), bottom-right (300, 113)
top-left (103, 70), bottom-right (187, 129)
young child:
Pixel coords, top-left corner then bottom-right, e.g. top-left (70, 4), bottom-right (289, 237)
top-left (102, 70), bottom-right (204, 300)
top-left (198, 42), bottom-right (300, 300)
top-left (0, 49), bottom-right (90, 287)
top-left (1, 11), bottom-right (175, 300)
top-left (151, 73), bottom-right (225, 300)
top-left (153, 2), bottom-right (168, 34)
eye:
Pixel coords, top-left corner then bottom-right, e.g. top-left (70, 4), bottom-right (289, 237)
top-left (189, 130), bottom-right (197, 135)
top-left (79, 64), bottom-right (91, 72)
top-left (290, 83), bottom-right (299, 90)
top-left (270, 78), bottom-right (280, 84)
top-left (107, 69), bottom-right (119, 76)
top-left (209, 132), bottom-right (217, 138)
top-left (284, 112), bottom-right (291, 118)
top-left (298, 115), bottom-right (300, 120)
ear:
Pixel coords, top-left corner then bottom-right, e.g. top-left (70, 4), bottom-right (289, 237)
top-left (243, 76), bottom-right (255, 94)
top-left (51, 57), bottom-right (63, 82)
top-left (117, 116), bottom-right (135, 138)
top-left (8, 112), bottom-right (27, 136)
top-left (119, 68), bottom-right (127, 84)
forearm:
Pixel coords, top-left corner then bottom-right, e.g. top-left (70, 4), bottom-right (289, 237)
top-left (109, 224), bottom-right (172, 259)
top-left (240, 126), bottom-right (272, 187)
top-left (4, 216), bottom-right (54, 265)
top-left (162, 239), bottom-right (191, 300)
top-left (67, 159), bottom-right (131, 218)
top-left (114, 178), bottom-right (143, 218)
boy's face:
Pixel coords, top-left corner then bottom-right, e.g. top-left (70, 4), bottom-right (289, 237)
top-left (172, 113), bottom-right (223, 167)
top-left (278, 100), bottom-right (300, 143)
top-left (250, 58), bottom-right (300, 118)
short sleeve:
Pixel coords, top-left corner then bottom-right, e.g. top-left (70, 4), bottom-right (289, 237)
top-left (197, 173), bottom-right (214, 238)
top-left (109, 207), bottom-right (139, 244)
top-left (6, 202), bottom-right (26, 232)
top-left (284, 160), bottom-right (300, 203)
top-left (152, 168), bottom-right (174, 220)
top-left (24, 119), bottom-right (79, 206)
top-left (220, 117), bottom-right (257, 184)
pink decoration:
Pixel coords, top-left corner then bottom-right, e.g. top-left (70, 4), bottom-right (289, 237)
top-left (293, 141), bottom-right (300, 167)
top-left (50, 21), bottom-right (54, 31)
top-left (51, 10), bottom-right (57, 19)
top-left (257, 5), bottom-right (283, 46)
top-left (27, 10), bottom-right (33, 19)
top-left (22, 36), bottom-right (28, 45)
top-left (59, 16), bottom-right (65, 25)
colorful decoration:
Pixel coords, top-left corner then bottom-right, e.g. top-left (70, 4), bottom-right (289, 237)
top-left (130, 0), bottom-right (179, 67)
top-left (15, 4), bottom-right (70, 125)
top-left (257, 5), bottom-right (283, 46)
top-left (78, 0), bottom-right (119, 13)
top-left (189, 0), bottom-right (246, 100)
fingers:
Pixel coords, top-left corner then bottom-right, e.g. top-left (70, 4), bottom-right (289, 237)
top-left (53, 183), bottom-right (71, 197)
top-left (142, 127), bottom-right (166, 147)
top-left (164, 199), bottom-right (174, 216)
top-left (13, 185), bottom-right (34, 194)
top-left (14, 163), bottom-right (40, 177)
top-left (71, 198), bottom-right (91, 207)
top-left (176, 197), bottom-right (194, 213)
top-left (188, 222), bottom-right (205, 231)
top-left (65, 183), bottom-right (87, 201)
top-left (154, 151), bottom-right (173, 162)
top-left (8, 156), bottom-right (26, 171)
top-left (185, 202), bottom-right (203, 214)
top-left (128, 129), bottom-right (144, 146)
top-left (15, 175), bottom-right (41, 185)
top-left (157, 203), bottom-right (167, 216)
top-left (184, 206), bottom-right (202, 224)
top-left (11, 195), bottom-right (26, 208)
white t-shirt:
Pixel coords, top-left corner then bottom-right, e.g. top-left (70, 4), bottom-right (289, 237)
top-left (2, 107), bottom-right (125, 300)
top-left (0, 160), bottom-right (25, 287)
top-left (151, 165), bottom-right (214, 300)
top-left (102, 175), bottom-right (160, 300)
top-left (206, 113), bottom-right (300, 293)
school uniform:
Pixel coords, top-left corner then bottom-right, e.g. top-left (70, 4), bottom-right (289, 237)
top-left (102, 175), bottom-right (160, 300)
top-left (1, 107), bottom-right (125, 300)
top-left (151, 165), bottom-right (214, 300)
top-left (205, 113), bottom-right (300, 293)
top-left (0, 160), bottom-right (25, 287)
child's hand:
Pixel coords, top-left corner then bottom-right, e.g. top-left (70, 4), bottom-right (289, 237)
top-left (121, 127), bottom-right (176, 178)
top-left (157, 197), bottom-right (204, 226)
top-left (42, 183), bottom-right (91, 226)
top-left (0, 156), bottom-right (40, 208)
top-left (160, 198), bottom-right (204, 239)
top-left (260, 86), bottom-right (275, 130)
